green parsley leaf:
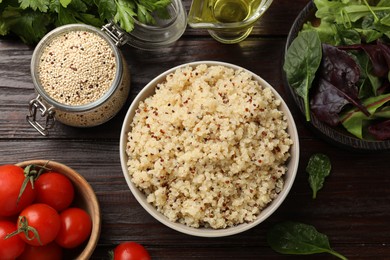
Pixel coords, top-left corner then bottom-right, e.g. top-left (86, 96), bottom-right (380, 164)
top-left (78, 13), bottom-right (103, 27)
top-left (69, 0), bottom-right (88, 12)
top-left (137, 3), bottom-right (154, 24)
top-left (60, 0), bottom-right (72, 8)
top-left (139, 0), bottom-right (171, 10)
top-left (114, 0), bottom-right (136, 32)
top-left (0, 18), bottom-right (9, 35)
top-left (18, 0), bottom-right (50, 12)
top-left (2, 7), bottom-right (50, 43)
top-left (0, 0), bottom-right (173, 43)
top-left (94, 0), bottom-right (117, 21)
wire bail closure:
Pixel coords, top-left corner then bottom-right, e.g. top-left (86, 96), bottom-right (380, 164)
top-left (27, 95), bottom-right (56, 136)
top-left (101, 22), bottom-right (128, 47)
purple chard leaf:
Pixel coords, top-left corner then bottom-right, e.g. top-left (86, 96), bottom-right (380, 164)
top-left (310, 78), bottom-right (350, 126)
top-left (311, 44), bottom-right (370, 125)
top-left (368, 119), bottom-right (390, 140)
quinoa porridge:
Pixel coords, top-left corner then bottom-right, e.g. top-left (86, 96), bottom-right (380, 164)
top-left (125, 64), bottom-right (293, 229)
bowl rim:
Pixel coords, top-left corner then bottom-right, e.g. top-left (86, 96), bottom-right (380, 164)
top-left (283, 1), bottom-right (390, 151)
top-left (16, 159), bottom-right (101, 258)
top-left (120, 60), bottom-right (299, 237)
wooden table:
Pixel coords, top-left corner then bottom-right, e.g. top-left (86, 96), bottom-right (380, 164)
top-left (1, 0), bottom-right (390, 259)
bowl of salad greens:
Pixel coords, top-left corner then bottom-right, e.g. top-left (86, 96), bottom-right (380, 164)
top-left (283, 0), bottom-right (390, 151)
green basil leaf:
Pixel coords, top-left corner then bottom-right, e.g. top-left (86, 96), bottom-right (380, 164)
top-left (306, 153), bottom-right (331, 199)
top-left (283, 30), bottom-right (322, 121)
top-left (267, 221), bottom-right (347, 260)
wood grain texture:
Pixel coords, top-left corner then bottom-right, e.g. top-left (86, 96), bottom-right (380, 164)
top-left (1, 0), bottom-right (390, 259)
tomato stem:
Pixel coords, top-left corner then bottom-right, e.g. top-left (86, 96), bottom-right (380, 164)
top-left (16, 161), bottom-right (51, 205)
top-left (5, 216), bottom-right (43, 245)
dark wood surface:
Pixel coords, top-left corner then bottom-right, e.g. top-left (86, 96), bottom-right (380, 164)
top-left (1, 0), bottom-right (390, 259)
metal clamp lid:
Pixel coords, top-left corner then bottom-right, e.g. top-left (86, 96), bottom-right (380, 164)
top-left (27, 95), bottom-right (56, 136)
top-left (101, 22), bottom-right (129, 47)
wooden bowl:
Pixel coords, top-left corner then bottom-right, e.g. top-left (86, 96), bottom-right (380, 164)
top-left (284, 1), bottom-right (390, 151)
top-left (16, 160), bottom-right (101, 259)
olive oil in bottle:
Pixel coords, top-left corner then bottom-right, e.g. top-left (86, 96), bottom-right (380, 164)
top-left (188, 0), bottom-right (262, 24)
top-left (187, 0), bottom-right (272, 44)
top-left (213, 0), bottom-right (249, 23)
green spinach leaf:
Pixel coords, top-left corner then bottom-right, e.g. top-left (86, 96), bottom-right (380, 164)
top-left (310, 0), bottom-right (390, 43)
top-left (267, 221), bottom-right (347, 260)
top-left (284, 30), bottom-right (322, 121)
top-left (306, 153), bottom-right (331, 199)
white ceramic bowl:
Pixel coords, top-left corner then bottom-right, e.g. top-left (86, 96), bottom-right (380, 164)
top-left (120, 61), bottom-right (299, 237)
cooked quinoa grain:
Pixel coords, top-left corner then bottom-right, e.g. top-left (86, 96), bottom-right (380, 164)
top-left (126, 64), bottom-right (292, 229)
top-left (38, 30), bottom-right (116, 106)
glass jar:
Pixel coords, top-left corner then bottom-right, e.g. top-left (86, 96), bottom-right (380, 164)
top-left (27, 0), bottom-right (187, 135)
top-left (27, 24), bottom-right (131, 136)
top-left (102, 0), bottom-right (187, 50)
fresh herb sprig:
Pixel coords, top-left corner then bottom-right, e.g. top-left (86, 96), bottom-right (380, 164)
top-left (0, 0), bottom-right (172, 44)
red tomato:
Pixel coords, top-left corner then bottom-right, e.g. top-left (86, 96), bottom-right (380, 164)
top-left (0, 165), bottom-right (36, 217)
top-left (113, 242), bottom-right (151, 260)
top-left (35, 171), bottom-right (75, 212)
top-left (17, 241), bottom-right (62, 260)
top-left (0, 215), bottom-right (17, 222)
top-left (55, 208), bottom-right (92, 248)
top-left (0, 221), bottom-right (25, 259)
top-left (18, 204), bottom-right (61, 246)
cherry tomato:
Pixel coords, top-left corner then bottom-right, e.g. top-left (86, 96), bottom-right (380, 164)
top-left (113, 242), bottom-right (151, 260)
top-left (55, 208), bottom-right (92, 248)
top-left (0, 164), bottom-right (36, 217)
top-left (18, 203), bottom-right (61, 246)
top-left (35, 171), bottom-right (75, 212)
top-left (17, 241), bottom-right (63, 260)
top-left (0, 215), bottom-right (17, 222)
top-left (0, 221), bottom-right (25, 259)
